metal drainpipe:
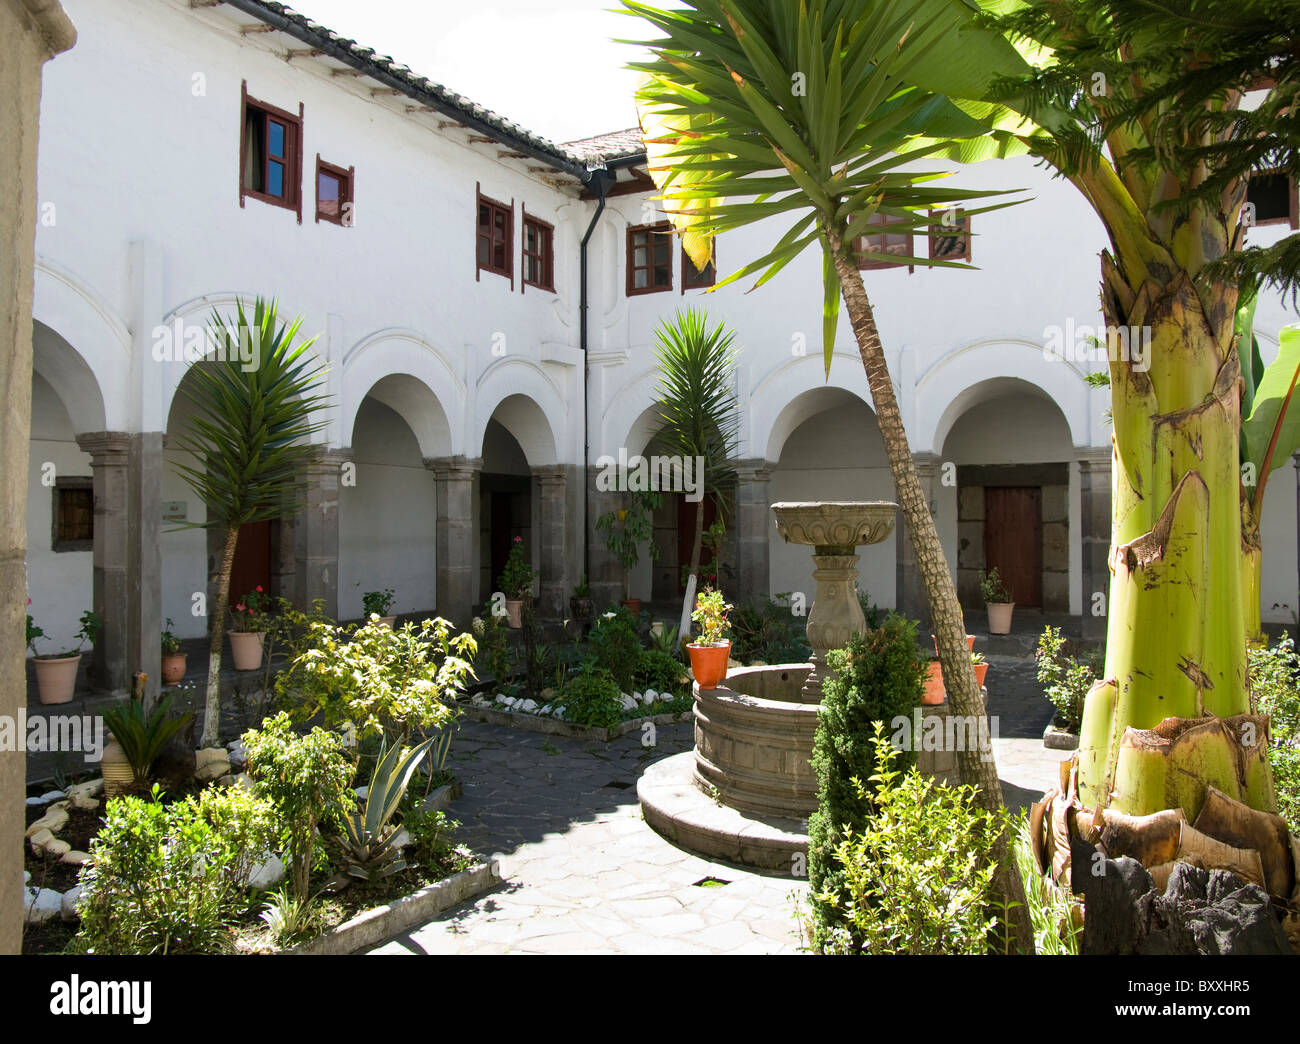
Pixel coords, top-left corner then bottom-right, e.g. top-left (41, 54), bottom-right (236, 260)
top-left (580, 168), bottom-right (614, 586)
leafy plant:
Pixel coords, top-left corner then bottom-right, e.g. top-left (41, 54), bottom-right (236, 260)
top-left (588, 611), bottom-right (643, 693)
top-left (472, 612), bottom-right (511, 692)
top-left (27, 609), bottom-right (100, 659)
top-left (230, 586), bottom-right (270, 633)
top-left (498, 536), bottom-right (536, 600)
top-left (636, 649), bottom-right (688, 695)
top-left (596, 490), bottom-right (662, 600)
top-left (259, 885), bottom-right (321, 948)
top-left (1011, 814), bottom-right (1081, 956)
top-left (335, 735), bottom-right (437, 886)
top-left (242, 712), bottom-right (354, 900)
top-left (729, 595), bottom-right (810, 665)
top-left (690, 586), bottom-right (732, 647)
top-left (648, 622), bottom-right (682, 659)
top-left (102, 693), bottom-right (195, 787)
top-left (559, 671), bottom-right (624, 728)
top-left (361, 589), bottom-right (396, 618)
top-left (816, 723), bottom-right (1005, 955)
top-left (161, 618), bottom-right (182, 656)
top-left (1250, 634), bottom-right (1300, 837)
top-left (1034, 626), bottom-right (1101, 734)
top-left (169, 297), bottom-right (330, 746)
top-left (978, 567), bottom-right (1013, 605)
top-left (572, 576), bottom-right (591, 599)
top-left (77, 783), bottom-right (276, 954)
top-left (809, 614), bottom-right (926, 949)
top-left (399, 804), bottom-right (472, 879)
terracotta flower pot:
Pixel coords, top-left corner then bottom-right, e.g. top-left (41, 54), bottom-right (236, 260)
top-left (227, 630), bottom-right (265, 671)
top-left (922, 660), bottom-right (946, 705)
top-left (973, 662), bottom-right (989, 688)
top-left (622, 598), bottom-right (642, 615)
top-left (34, 653), bottom-right (80, 705)
top-left (161, 651), bottom-right (187, 685)
top-left (505, 600), bottom-right (523, 628)
top-left (986, 602), bottom-right (1014, 635)
top-left (688, 641), bottom-right (731, 690)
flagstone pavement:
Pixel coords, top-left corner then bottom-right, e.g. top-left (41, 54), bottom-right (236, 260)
top-left (367, 650), bottom-right (1065, 955)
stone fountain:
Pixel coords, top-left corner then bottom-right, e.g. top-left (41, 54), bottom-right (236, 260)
top-left (638, 501), bottom-right (897, 872)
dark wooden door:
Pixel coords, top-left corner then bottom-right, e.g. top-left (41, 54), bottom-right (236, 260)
top-left (490, 492), bottom-right (512, 592)
top-left (984, 486), bottom-right (1042, 607)
top-left (228, 520), bottom-right (272, 602)
top-left (676, 494), bottom-right (719, 594)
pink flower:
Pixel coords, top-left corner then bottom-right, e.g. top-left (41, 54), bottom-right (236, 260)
top-left (235, 604), bottom-right (246, 613)
top-left (255, 585), bottom-right (263, 593)
top-left (513, 536), bottom-right (522, 543)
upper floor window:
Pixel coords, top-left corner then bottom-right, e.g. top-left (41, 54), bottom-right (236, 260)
top-left (241, 83), bottom-right (303, 221)
top-left (627, 222), bottom-right (673, 295)
top-left (854, 212), bottom-right (913, 271)
top-left (477, 185), bottom-right (513, 284)
top-left (1246, 170), bottom-right (1298, 229)
top-left (316, 157), bottom-right (354, 226)
top-left (522, 210), bottom-right (554, 292)
top-left (929, 208), bottom-right (971, 264)
top-left (682, 244), bottom-right (716, 292)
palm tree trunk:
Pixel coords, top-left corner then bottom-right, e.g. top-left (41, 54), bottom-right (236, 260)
top-left (200, 524), bottom-right (239, 747)
top-left (829, 244), bottom-right (1035, 953)
top-left (678, 499), bottom-right (706, 640)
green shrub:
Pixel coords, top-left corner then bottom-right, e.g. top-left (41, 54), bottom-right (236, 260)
top-left (728, 594), bottom-right (810, 664)
top-left (1250, 633), bottom-right (1300, 836)
top-left (816, 723), bottom-right (1003, 955)
top-left (636, 649), bottom-right (688, 695)
top-left (560, 670), bottom-right (624, 728)
top-left (1034, 625), bottom-right (1101, 733)
top-left (77, 784), bottom-right (276, 954)
top-left (587, 612), bottom-right (642, 693)
top-left (242, 712), bottom-right (354, 900)
top-left (808, 613), bottom-right (925, 949)
top-left (1011, 814), bottom-right (1082, 955)
top-left (472, 611), bottom-right (511, 691)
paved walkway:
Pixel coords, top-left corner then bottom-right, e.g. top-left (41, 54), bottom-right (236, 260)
top-left (369, 650), bottom-right (1067, 955)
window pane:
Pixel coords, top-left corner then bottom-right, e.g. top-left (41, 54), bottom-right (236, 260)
top-left (633, 232), bottom-right (648, 248)
top-left (318, 171), bottom-right (340, 203)
top-left (653, 240), bottom-right (669, 263)
top-left (494, 240), bottom-right (505, 269)
top-left (479, 202), bottom-right (490, 228)
top-left (654, 263), bottom-right (670, 286)
top-left (267, 160), bottom-right (284, 198)
top-left (494, 210), bottom-right (506, 233)
top-left (525, 224), bottom-right (537, 251)
top-left (634, 269), bottom-right (648, 289)
top-left (478, 235), bottom-right (489, 266)
top-left (634, 246), bottom-right (647, 267)
top-left (268, 120), bottom-right (285, 158)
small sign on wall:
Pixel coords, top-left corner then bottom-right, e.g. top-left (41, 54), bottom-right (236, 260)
top-left (163, 501), bottom-right (187, 522)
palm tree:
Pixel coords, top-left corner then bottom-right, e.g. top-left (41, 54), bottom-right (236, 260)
top-left (171, 298), bottom-right (330, 747)
top-left (623, 0), bottom-right (1036, 948)
top-left (651, 308), bottom-right (740, 639)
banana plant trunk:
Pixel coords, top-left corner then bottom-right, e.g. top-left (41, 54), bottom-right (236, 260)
top-left (1078, 249), bottom-right (1273, 819)
top-left (200, 524), bottom-right (240, 748)
top-left (829, 242), bottom-right (1034, 953)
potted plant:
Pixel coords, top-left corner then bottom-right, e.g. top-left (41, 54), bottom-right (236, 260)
top-left (27, 608), bottom-right (100, 705)
top-left (498, 536), bottom-right (536, 628)
top-left (979, 567), bottom-right (1015, 635)
top-left (922, 659), bottom-right (946, 705)
top-left (970, 650), bottom-right (989, 689)
top-left (596, 490), bottom-right (661, 614)
top-left (687, 586), bottom-right (732, 690)
top-left (228, 586), bottom-right (269, 671)
top-left (362, 588), bottom-right (397, 628)
top-left (161, 618), bottom-right (187, 685)
top-left (569, 576), bottom-right (595, 633)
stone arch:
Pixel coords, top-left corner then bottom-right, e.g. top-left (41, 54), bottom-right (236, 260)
top-left (471, 359), bottom-right (564, 466)
top-left (750, 352), bottom-right (878, 464)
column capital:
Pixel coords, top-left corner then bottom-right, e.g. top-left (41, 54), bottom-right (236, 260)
top-left (734, 458), bottom-right (776, 483)
top-left (75, 431), bottom-right (131, 460)
top-left (1075, 446), bottom-right (1112, 471)
top-left (912, 451), bottom-right (941, 477)
top-left (303, 446), bottom-right (353, 475)
top-left (531, 464), bottom-right (567, 486)
top-left (425, 455), bottom-right (483, 479)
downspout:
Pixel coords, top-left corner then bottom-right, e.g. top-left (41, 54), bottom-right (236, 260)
top-left (580, 168), bottom-right (614, 585)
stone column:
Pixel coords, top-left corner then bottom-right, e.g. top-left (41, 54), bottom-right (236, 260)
top-left (587, 468), bottom-right (622, 609)
top-left (897, 452), bottom-right (939, 630)
top-left (427, 455), bottom-right (481, 627)
top-left (733, 459), bottom-right (773, 608)
top-left (77, 431), bottom-right (162, 701)
top-left (533, 465), bottom-right (567, 621)
top-left (1077, 447), bottom-right (1112, 642)
top-left (293, 448), bottom-right (347, 620)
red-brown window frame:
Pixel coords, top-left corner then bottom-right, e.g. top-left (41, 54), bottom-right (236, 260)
top-left (315, 156), bottom-right (354, 226)
top-left (626, 222), bottom-right (674, 296)
top-left (854, 212), bottom-right (913, 272)
top-left (928, 208), bottom-right (972, 264)
top-left (521, 207), bottom-right (555, 293)
top-left (240, 82), bottom-right (303, 223)
top-left (681, 242), bottom-right (716, 292)
top-left (476, 184), bottom-right (514, 285)
top-left (1246, 168), bottom-right (1299, 229)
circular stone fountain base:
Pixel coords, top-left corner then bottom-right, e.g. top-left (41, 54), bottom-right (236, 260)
top-left (639, 664), bottom-right (815, 874)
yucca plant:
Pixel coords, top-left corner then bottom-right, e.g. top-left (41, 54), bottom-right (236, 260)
top-left (102, 693), bottom-right (194, 787)
top-left (170, 297), bottom-right (330, 746)
top-left (651, 307), bottom-right (740, 639)
top-left (334, 734), bottom-right (438, 886)
top-left (623, 0), bottom-right (1035, 948)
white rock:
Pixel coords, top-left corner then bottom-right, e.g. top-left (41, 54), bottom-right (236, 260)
top-left (25, 806), bottom-right (68, 838)
top-left (25, 797), bottom-right (43, 807)
top-left (23, 888), bottom-right (62, 926)
top-left (194, 747), bottom-right (231, 782)
top-left (66, 779), bottom-right (103, 802)
top-left (23, 870), bottom-right (30, 885)
top-left (60, 850), bottom-right (93, 867)
top-left (620, 693), bottom-right (637, 711)
top-left (44, 838), bottom-right (71, 859)
top-left (391, 828), bottom-right (411, 850)
top-left (38, 790), bottom-right (65, 804)
top-left (61, 886), bottom-right (83, 922)
top-left (520, 699), bottom-right (537, 713)
top-left (644, 689), bottom-right (658, 703)
top-left (553, 705), bottom-right (566, 720)
top-left (68, 789), bottom-right (99, 811)
top-left (29, 829), bottom-right (55, 856)
top-left (354, 786), bottom-right (369, 801)
top-left (247, 853), bottom-right (285, 891)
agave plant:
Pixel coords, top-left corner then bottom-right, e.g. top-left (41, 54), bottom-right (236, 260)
top-left (334, 734), bottom-right (437, 886)
top-left (102, 693), bottom-right (194, 787)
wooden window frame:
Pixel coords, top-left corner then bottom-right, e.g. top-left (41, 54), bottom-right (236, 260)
top-left (1246, 168), bottom-right (1299, 229)
top-left (626, 222), bottom-right (674, 296)
top-left (315, 156), bottom-right (354, 226)
top-left (51, 476), bottom-right (93, 553)
top-left (928, 208), bottom-right (972, 264)
top-left (476, 183), bottom-right (514, 285)
top-left (854, 213), bottom-right (914, 272)
top-left (521, 207), bottom-right (555, 293)
top-left (240, 82), bottom-right (304, 222)
top-left (681, 242), bottom-right (716, 292)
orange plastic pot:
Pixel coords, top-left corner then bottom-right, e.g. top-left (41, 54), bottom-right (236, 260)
top-left (922, 661), bottom-right (946, 705)
top-left (973, 662), bottom-right (989, 688)
top-left (688, 641), bottom-right (731, 690)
